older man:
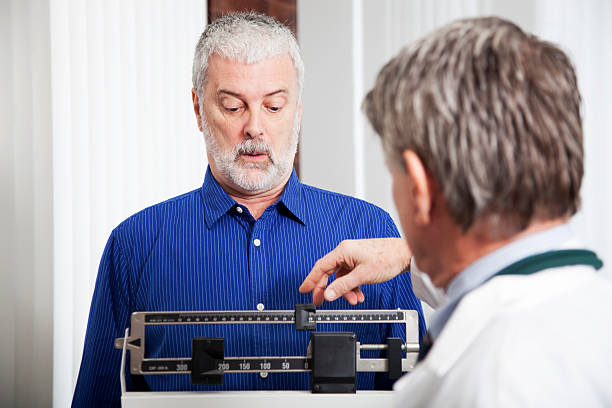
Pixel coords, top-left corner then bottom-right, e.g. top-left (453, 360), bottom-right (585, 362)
top-left (300, 17), bottom-right (612, 407)
top-left (72, 12), bottom-right (425, 407)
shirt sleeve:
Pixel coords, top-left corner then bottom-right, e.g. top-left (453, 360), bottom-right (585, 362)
top-left (72, 230), bottom-right (133, 407)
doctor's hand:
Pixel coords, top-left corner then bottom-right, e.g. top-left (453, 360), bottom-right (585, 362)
top-left (299, 238), bottom-right (412, 306)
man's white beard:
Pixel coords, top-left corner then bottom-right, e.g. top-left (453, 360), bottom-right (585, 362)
top-left (202, 116), bottom-right (299, 193)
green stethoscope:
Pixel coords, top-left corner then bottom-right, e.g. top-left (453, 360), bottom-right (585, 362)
top-left (494, 249), bottom-right (603, 277)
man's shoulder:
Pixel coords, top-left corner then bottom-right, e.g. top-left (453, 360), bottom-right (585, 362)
top-left (113, 188), bottom-right (201, 237)
top-left (300, 183), bottom-right (392, 218)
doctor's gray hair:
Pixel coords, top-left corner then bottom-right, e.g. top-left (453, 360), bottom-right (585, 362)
top-left (364, 17), bottom-right (583, 236)
top-left (192, 12), bottom-right (304, 102)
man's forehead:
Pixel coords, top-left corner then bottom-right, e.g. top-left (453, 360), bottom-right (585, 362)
top-left (206, 53), bottom-right (298, 95)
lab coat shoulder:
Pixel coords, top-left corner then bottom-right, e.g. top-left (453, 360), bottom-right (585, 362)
top-left (394, 264), bottom-right (612, 408)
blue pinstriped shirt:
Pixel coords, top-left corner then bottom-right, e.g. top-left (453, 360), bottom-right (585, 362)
top-left (72, 167), bottom-right (426, 407)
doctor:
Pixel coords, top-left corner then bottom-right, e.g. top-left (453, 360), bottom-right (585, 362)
top-left (300, 16), bottom-right (612, 407)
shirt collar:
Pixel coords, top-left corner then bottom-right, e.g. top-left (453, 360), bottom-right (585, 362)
top-left (201, 167), bottom-right (237, 228)
top-left (200, 166), bottom-right (307, 228)
top-left (276, 169), bottom-right (308, 226)
top-left (428, 223), bottom-right (573, 339)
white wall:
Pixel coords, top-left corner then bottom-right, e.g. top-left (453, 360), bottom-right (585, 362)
top-left (299, 0), bottom-right (612, 280)
top-left (1, 0), bottom-right (54, 406)
top-left (538, 0), bottom-right (612, 281)
top-left (1, 1), bottom-right (207, 406)
top-left (51, 2), bottom-right (207, 405)
top-left (298, 0), bottom-right (360, 198)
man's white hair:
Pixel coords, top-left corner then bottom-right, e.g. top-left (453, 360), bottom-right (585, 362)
top-left (192, 12), bottom-right (304, 102)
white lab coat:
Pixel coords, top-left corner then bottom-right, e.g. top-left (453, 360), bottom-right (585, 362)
top-left (394, 264), bottom-right (612, 407)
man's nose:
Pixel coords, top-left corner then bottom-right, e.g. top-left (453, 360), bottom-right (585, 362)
top-left (244, 109), bottom-right (264, 139)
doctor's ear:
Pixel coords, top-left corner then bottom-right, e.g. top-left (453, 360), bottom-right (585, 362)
top-left (402, 150), bottom-right (434, 226)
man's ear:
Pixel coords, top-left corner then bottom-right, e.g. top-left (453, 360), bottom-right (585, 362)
top-left (191, 89), bottom-right (203, 131)
top-left (403, 150), bottom-right (433, 226)
top-left (297, 102), bottom-right (303, 132)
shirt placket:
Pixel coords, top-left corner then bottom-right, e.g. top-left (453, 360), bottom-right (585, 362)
top-left (249, 211), bottom-right (270, 380)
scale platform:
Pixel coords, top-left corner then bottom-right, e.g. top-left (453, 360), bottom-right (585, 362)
top-left (121, 390), bottom-right (396, 408)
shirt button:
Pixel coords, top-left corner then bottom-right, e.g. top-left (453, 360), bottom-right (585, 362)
top-left (260, 372), bottom-right (268, 379)
top-left (236, 206), bottom-right (243, 214)
top-left (257, 303), bottom-right (265, 311)
top-left (253, 238), bottom-right (261, 247)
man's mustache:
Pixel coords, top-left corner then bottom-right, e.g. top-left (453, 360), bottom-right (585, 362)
top-left (234, 139), bottom-right (275, 163)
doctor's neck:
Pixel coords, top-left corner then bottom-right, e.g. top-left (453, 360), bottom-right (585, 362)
top-left (424, 216), bottom-right (569, 290)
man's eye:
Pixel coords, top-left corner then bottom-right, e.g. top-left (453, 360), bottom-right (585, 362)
top-left (224, 106), bottom-right (242, 113)
top-left (267, 106), bottom-right (282, 113)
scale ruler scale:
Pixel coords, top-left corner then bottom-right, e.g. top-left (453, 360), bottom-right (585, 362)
top-left (143, 310), bottom-right (407, 325)
top-left (140, 356), bottom-right (311, 374)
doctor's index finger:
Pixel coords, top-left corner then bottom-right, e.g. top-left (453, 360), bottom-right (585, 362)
top-left (324, 264), bottom-right (369, 302)
top-left (299, 256), bottom-right (339, 293)
top-left (299, 241), bottom-right (354, 293)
